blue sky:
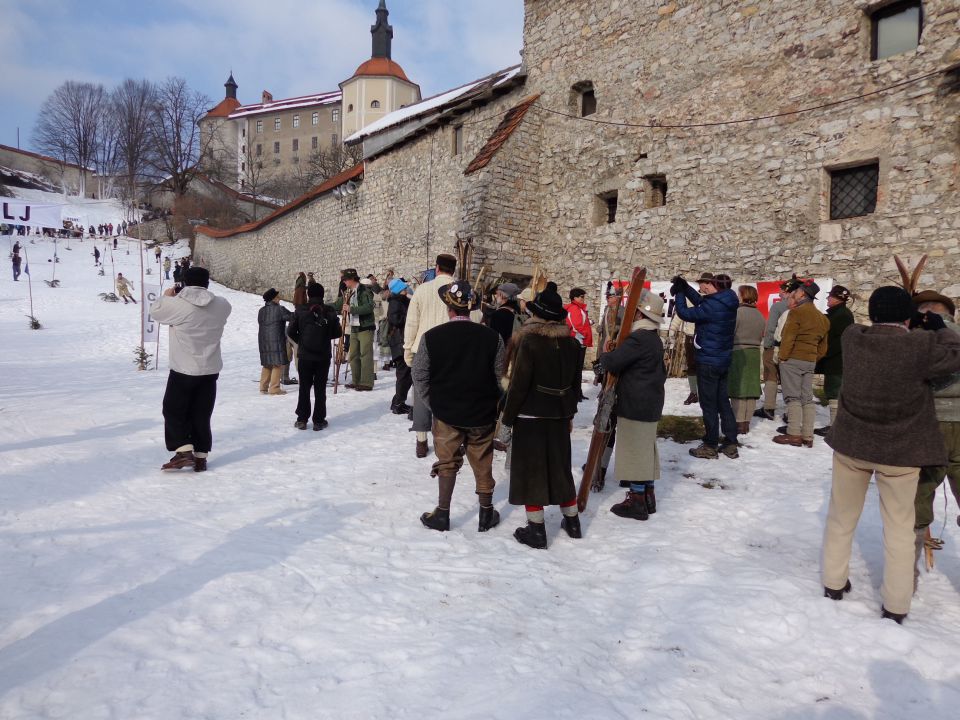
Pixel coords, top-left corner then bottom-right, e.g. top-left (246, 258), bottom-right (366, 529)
top-left (0, 0), bottom-right (523, 150)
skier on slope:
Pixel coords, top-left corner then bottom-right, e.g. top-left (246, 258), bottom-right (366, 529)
top-left (115, 273), bottom-right (137, 304)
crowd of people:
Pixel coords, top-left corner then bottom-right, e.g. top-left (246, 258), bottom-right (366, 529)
top-left (146, 253), bottom-right (960, 624)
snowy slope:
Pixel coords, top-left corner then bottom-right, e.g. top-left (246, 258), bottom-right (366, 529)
top-left (1, 239), bottom-right (959, 719)
top-left (5, 187), bottom-right (136, 230)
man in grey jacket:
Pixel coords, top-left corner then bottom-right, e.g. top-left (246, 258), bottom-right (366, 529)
top-left (151, 267), bottom-right (232, 472)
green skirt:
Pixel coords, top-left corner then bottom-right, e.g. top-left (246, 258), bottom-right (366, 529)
top-left (728, 347), bottom-right (762, 399)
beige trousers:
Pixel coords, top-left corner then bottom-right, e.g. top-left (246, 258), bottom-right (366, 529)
top-left (259, 366), bottom-right (283, 394)
top-left (821, 451), bottom-right (919, 615)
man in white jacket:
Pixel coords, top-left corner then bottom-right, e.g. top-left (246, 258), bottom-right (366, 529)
top-left (151, 267), bottom-right (232, 472)
top-left (403, 253), bottom-right (457, 458)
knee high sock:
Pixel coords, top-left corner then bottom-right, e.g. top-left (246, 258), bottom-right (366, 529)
top-left (525, 505), bottom-right (545, 523)
top-left (416, 431), bottom-right (428, 442)
top-left (478, 492), bottom-right (493, 507)
top-left (560, 500), bottom-right (578, 517)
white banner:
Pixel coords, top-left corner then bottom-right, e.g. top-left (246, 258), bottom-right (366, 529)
top-left (1, 200), bottom-right (64, 229)
top-left (142, 284), bottom-right (161, 343)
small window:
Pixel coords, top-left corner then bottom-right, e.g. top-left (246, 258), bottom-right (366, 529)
top-left (256, 144), bottom-right (262, 157)
top-left (241, 144), bottom-right (245, 154)
top-left (371, 100), bottom-right (381, 109)
top-left (241, 179), bottom-right (245, 188)
top-left (332, 134), bottom-right (338, 145)
top-left (293, 114), bottom-right (300, 128)
top-left (596, 190), bottom-right (618, 225)
top-left (312, 112), bottom-right (319, 125)
top-left (312, 136), bottom-right (318, 149)
top-left (242, 128), bottom-right (246, 138)
top-left (256, 120), bottom-right (263, 133)
top-left (347, 104), bottom-right (354, 113)
top-left (273, 141), bottom-right (280, 154)
top-left (274, 118), bottom-right (281, 131)
top-left (645, 175), bottom-right (668, 208)
top-left (581, 90), bottom-right (597, 117)
top-left (871, 1), bottom-right (923, 60)
top-left (332, 109), bottom-right (340, 123)
top-left (292, 139), bottom-right (299, 151)
top-left (829, 163), bottom-right (880, 219)
top-left (452, 125), bottom-right (464, 156)
top-left (241, 162), bottom-right (245, 172)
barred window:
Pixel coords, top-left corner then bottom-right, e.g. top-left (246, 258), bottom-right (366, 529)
top-left (829, 163), bottom-right (879, 220)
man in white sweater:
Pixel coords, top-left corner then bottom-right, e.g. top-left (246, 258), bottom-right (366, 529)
top-left (403, 253), bottom-right (457, 458)
top-left (150, 267), bottom-right (232, 472)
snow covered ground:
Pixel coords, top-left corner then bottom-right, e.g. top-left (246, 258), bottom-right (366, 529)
top-left (1, 234), bottom-right (960, 719)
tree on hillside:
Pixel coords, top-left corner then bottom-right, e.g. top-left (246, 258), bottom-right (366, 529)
top-left (33, 81), bottom-right (108, 196)
top-left (147, 77), bottom-right (211, 196)
top-left (306, 143), bottom-right (363, 187)
top-left (111, 79), bottom-right (156, 202)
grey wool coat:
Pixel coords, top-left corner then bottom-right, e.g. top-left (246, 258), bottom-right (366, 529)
top-left (827, 325), bottom-right (960, 467)
top-left (258, 302), bottom-right (293, 366)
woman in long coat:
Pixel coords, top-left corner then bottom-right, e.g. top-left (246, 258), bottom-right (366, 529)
top-left (501, 282), bottom-right (583, 549)
top-left (728, 285), bottom-right (765, 434)
top-left (598, 290), bottom-right (667, 521)
top-left (258, 288), bottom-right (293, 395)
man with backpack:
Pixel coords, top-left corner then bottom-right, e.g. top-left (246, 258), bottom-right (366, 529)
top-left (287, 282), bottom-right (342, 430)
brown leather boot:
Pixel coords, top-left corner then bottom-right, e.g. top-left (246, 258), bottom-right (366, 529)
top-left (161, 451), bottom-right (195, 470)
top-left (773, 434), bottom-right (812, 448)
top-left (416, 439), bottom-right (429, 458)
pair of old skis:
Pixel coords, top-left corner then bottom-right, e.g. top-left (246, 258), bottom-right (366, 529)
top-left (577, 266), bottom-right (647, 512)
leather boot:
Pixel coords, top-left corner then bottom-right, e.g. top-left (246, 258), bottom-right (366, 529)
top-left (560, 514), bottom-right (582, 538)
top-left (420, 507), bottom-right (450, 531)
top-left (194, 457), bottom-right (207, 472)
top-left (645, 484), bottom-right (657, 515)
top-left (610, 492), bottom-right (648, 520)
top-left (824, 579), bottom-right (852, 600)
top-left (683, 392), bottom-right (699, 405)
top-left (478, 505), bottom-right (500, 532)
top-left (161, 451), bottom-right (195, 470)
top-left (514, 521), bottom-right (547, 549)
top-left (416, 439), bottom-right (429, 458)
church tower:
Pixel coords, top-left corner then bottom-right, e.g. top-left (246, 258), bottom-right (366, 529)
top-left (339, 1), bottom-right (421, 138)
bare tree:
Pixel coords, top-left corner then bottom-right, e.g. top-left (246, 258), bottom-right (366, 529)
top-left (305, 143), bottom-right (363, 186)
top-left (111, 79), bottom-right (156, 202)
top-left (147, 77), bottom-right (211, 196)
top-left (238, 145), bottom-right (269, 220)
top-left (33, 81), bottom-right (107, 196)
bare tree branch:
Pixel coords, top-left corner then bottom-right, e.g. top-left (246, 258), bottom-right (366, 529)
top-left (146, 77), bottom-right (211, 196)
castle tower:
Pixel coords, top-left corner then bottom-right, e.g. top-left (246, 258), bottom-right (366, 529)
top-left (339, 0), bottom-right (421, 138)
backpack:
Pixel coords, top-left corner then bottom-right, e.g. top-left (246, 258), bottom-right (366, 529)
top-left (299, 305), bottom-right (332, 353)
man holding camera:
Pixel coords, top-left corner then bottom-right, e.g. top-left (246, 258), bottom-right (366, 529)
top-left (150, 267), bottom-right (232, 473)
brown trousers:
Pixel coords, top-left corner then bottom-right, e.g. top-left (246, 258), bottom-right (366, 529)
top-left (431, 418), bottom-right (496, 496)
top-left (761, 347), bottom-right (779, 410)
top-left (821, 451), bottom-right (919, 615)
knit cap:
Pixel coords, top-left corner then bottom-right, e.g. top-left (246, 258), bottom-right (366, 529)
top-left (868, 286), bottom-right (914, 324)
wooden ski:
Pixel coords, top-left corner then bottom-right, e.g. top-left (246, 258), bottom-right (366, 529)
top-left (332, 288), bottom-right (353, 394)
top-left (577, 266), bottom-right (647, 512)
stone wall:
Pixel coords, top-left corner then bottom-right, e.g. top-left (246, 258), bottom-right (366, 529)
top-left (521, 0), bottom-right (960, 299)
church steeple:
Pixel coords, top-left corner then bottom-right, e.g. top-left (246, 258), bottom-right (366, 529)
top-left (224, 72), bottom-right (238, 100)
top-left (371, 0), bottom-right (393, 59)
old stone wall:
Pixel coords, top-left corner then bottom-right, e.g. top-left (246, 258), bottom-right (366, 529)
top-left (521, 0), bottom-right (960, 299)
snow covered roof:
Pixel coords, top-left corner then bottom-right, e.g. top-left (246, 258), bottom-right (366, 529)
top-left (344, 65), bottom-right (523, 145)
top-left (229, 91), bottom-right (342, 119)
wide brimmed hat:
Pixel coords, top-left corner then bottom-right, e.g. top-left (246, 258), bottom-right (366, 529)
top-left (913, 289), bottom-right (956, 316)
top-left (696, 271), bottom-right (715, 285)
top-left (528, 281), bottom-right (567, 321)
top-left (869, 286), bottom-right (914, 324)
top-left (438, 280), bottom-right (472, 310)
top-left (341, 268), bottom-right (360, 282)
top-left (262, 288), bottom-right (279, 302)
top-left (799, 278), bottom-right (820, 299)
top-left (637, 289), bottom-right (665, 324)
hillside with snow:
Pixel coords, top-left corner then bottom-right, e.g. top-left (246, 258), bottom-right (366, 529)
top-left (1, 236), bottom-right (959, 719)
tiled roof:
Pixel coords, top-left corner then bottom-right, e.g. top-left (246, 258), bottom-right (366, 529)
top-left (0, 143), bottom-right (95, 173)
top-left (196, 163), bottom-right (363, 239)
top-left (229, 91), bottom-right (342, 119)
top-left (349, 58), bottom-right (411, 83)
top-left (464, 94), bottom-right (540, 175)
top-left (205, 97), bottom-right (242, 118)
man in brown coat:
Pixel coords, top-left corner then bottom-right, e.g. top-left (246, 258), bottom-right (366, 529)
top-left (821, 286), bottom-right (960, 624)
top-left (773, 279), bottom-right (829, 446)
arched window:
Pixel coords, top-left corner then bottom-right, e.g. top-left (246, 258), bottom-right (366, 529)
top-left (371, 100), bottom-right (381, 109)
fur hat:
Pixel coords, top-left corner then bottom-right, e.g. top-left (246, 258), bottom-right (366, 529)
top-left (262, 288), bottom-right (279, 302)
top-left (869, 286), bottom-right (914, 324)
top-left (912, 289), bottom-right (956, 316)
top-left (528, 281), bottom-right (567, 321)
top-left (307, 282), bottom-right (324, 300)
top-left (388, 278), bottom-right (409, 295)
top-left (184, 267), bottom-right (209, 288)
top-left (498, 282), bottom-right (520, 300)
top-left (438, 280), bottom-right (472, 310)
top-left (637, 289), bottom-right (665, 324)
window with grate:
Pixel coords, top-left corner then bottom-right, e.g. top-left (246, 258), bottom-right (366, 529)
top-left (871, 1), bottom-right (923, 60)
top-left (256, 144), bottom-right (262, 156)
top-left (829, 163), bottom-right (879, 219)
top-left (596, 190), bottom-right (618, 225)
top-left (312, 136), bottom-right (318, 149)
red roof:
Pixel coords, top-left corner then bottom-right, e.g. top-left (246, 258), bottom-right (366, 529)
top-left (205, 97), bottom-right (242, 119)
top-left (465, 95), bottom-right (540, 175)
top-left (196, 164), bottom-right (364, 239)
top-left (350, 58), bottom-right (412, 83)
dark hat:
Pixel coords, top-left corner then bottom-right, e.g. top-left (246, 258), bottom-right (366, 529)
top-left (912, 290), bottom-right (956, 316)
top-left (183, 267), bottom-right (209, 288)
top-left (868, 286), bottom-right (914, 324)
top-left (712, 273), bottom-right (733, 291)
top-left (781, 275), bottom-right (801, 293)
top-left (342, 268), bottom-right (360, 282)
top-left (307, 281), bottom-right (324, 300)
top-left (696, 271), bottom-right (715, 285)
top-left (569, 287), bottom-right (587, 300)
top-left (263, 288), bottom-right (279, 302)
top-left (529, 281), bottom-right (568, 321)
top-left (828, 285), bottom-right (851, 303)
top-left (799, 278), bottom-right (820, 299)
top-left (498, 282), bottom-right (520, 300)
top-left (438, 280), bottom-right (472, 310)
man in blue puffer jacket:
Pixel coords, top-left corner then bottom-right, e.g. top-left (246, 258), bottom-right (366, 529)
top-left (672, 271), bottom-right (740, 459)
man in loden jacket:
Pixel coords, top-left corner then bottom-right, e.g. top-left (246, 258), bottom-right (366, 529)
top-left (403, 253), bottom-right (457, 458)
top-left (672, 271), bottom-right (739, 459)
top-left (822, 286), bottom-right (960, 624)
top-left (151, 267), bottom-right (232, 472)
top-left (332, 269), bottom-right (376, 391)
top-left (774, 278), bottom-right (830, 447)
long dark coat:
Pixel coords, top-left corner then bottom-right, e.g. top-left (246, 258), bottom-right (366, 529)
top-left (599, 326), bottom-right (666, 422)
top-left (387, 294), bottom-right (409, 360)
top-left (258, 302), bottom-right (293, 366)
top-left (815, 303), bottom-right (854, 375)
top-left (502, 318), bottom-right (582, 506)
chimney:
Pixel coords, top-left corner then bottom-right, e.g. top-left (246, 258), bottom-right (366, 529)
top-left (261, 90), bottom-right (273, 104)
